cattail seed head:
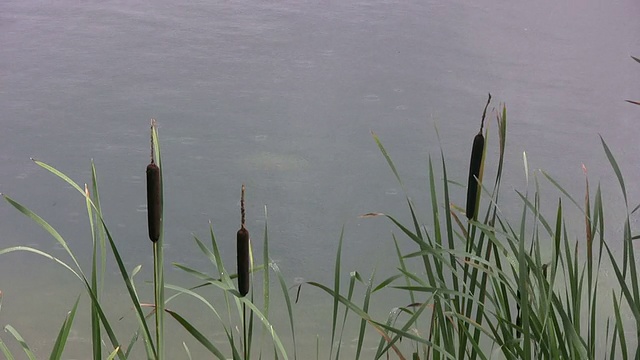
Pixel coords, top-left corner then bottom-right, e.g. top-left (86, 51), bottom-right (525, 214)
top-left (146, 121), bottom-right (162, 243)
top-left (465, 132), bottom-right (484, 220)
top-left (237, 184), bottom-right (250, 297)
top-left (237, 226), bottom-right (250, 297)
top-left (147, 161), bottom-right (161, 242)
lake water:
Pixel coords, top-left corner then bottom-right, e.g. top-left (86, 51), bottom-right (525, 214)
top-left (1, 0), bottom-right (639, 358)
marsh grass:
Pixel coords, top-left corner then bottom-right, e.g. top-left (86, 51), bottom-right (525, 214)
top-left (1, 91), bottom-right (640, 358)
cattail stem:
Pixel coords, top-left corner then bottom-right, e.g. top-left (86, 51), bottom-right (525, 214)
top-left (147, 119), bottom-right (164, 360)
top-left (243, 303), bottom-right (247, 359)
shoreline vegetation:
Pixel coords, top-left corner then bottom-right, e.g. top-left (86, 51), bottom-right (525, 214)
top-left (1, 89), bottom-right (640, 359)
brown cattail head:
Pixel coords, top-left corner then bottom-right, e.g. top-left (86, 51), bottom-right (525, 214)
top-left (147, 162), bottom-right (161, 242)
top-left (237, 226), bottom-right (250, 296)
top-left (465, 132), bottom-right (484, 220)
top-left (237, 184), bottom-right (250, 296)
top-left (147, 122), bottom-right (162, 242)
top-left (465, 94), bottom-right (492, 220)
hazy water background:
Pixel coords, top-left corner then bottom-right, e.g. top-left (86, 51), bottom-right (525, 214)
top-left (1, 0), bottom-right (639, 357)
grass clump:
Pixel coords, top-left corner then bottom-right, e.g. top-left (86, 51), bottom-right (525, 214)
top-left (1, 86), bottom-right (640, 358)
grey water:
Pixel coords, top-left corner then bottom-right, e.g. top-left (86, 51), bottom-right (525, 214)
top-left (1, 0), bottom-right (639, 358)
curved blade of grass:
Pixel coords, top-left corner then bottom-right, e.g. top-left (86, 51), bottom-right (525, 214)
top-left (4, 325), bottom-right (36, 360)
top-left (612, 291), bottom-right (628, 360)
top-left (31, 159), bottom-right (85, 194)
top-left (90, 161), bottom-right (107, 296)
top-left (330, 225), bottom-right (344, 360)
top-left (164, 284), bottom-right (226, 328)
top-left (85, 181), bottom-right (102, 360)
top-left (240, 292), bottom-right (288, 359)
top-left (260, 206), bottom-right (271, 359)
top-left (307, 281), bottom-right (407, 360)
top-left (270, 262), bottom-right (297, 360)
top-left (8, 163), bottom-right (150, 358)
top-left (355, 270), bottom-right (375, 360)
top-left (106, 347), bottom-right (121, 360)
top-left (550, 294), bottom-right (588, 358)
top-left (372, 131), bottom-right (406, 192)
top-left (599, 136), bottom-right (628, 208)
top-left (374, 298), bottom-right (435, 360)
top-left (94, 214), bottom-right (156, 358)
top-left (165, 283), bottom-right (242, 359)
top-left (182, 277), bottom-right (289, 360)
top-left (373, 274), bottom-right (403, 293)
top-left (183, 342), bottom-right (193, 360)
top-left (372, 320), bottom-right (455, 359)
top-left (392, 234), bottom-right (416, 304)
top-left (124, 330), bottom-right (140, 358)
top-left (0, 245), bottom-right (128, 357)
top-left (0, 246), bottom-right (80, 278)
top-left (335, 271), bottom-right (358, 360)
top-left (49, 295), bottom-right (80, 360)
top-left (1, 198), bottom-right (129, 358)
top-left (2, 195), bottom-right (84, 277)
top-left (205, 224), bottom-right (245, 338)
top-left (166, 310), bottom-right (226, 359)
top-left (0, 338), bottom-right (14, 360)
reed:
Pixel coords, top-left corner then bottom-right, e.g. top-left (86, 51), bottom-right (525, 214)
top-left (149, 119), bottom-right (165, 360)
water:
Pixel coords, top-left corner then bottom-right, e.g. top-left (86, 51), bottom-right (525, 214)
top-left (1, 0), bottom-right (639, 357)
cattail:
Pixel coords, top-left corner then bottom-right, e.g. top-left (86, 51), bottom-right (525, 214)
top-left (237, 184), bottom-right (250, 297)
top-left (147, 121), bottom-right (162, 242)
top-left (465, 132), bottom-right (484, 220)
top-left (465, 94), bottom-right (491, 220)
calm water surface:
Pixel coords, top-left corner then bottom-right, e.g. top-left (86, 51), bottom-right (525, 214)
top-left (1, 0), bottom-right (639, 357)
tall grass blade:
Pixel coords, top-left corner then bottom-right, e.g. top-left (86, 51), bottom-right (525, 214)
top-left (354, 270), bottom-right (375, 360)
top-left (336, 271), bottom-right (358, 359)
top-left (165, 310), bottom-right (227, 359)
top-left (106, 347), bottom-right (121, 360)
top-left (306, 281), bottom-right (407, 360)
top-left (599, 136), bottom-right (628, 208)
top-left (183, 343), bottom-right (193, 360)
top-left (0, 338), bottom-right (15, 360)
top-left (4, 325), bottom-right (36, 360)
top-left (150, 121), bottom-right (165, 360)
top-left (2, 195), bottom-right (84, 275)
top-left (271, 262), bottom-right (297, 360)
top-left (49, 295), bottom-right (80, 360)
top-left (260, 206), bottom-right (271, 359)
top-left (372, 131), bottom-right (406, 192)
top-left (330, 225), bottom-right (345, 360)
top-left (85, 179), bottom-right (102, 360)
top-left (612, 291), bottom-right (628, 360)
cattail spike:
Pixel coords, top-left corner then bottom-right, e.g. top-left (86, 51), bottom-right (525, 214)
top-left (479, 93), bottom-right (491, 132)
top-left (147, 122), bottom-right (162, 242)
top-left (241, 184), bottom-right (246, 228)
top-left (237, 184), bottom-right (250, 297)
top-left (150, 119), bottom-right (156, 163)
top-left (467, 95), bottom-right (491, 220)
top-left (465, 133), bottom-right (484, 220)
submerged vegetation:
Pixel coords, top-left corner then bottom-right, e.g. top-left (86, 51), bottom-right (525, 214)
top-left (1, 83), bottom-right (640, 359)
